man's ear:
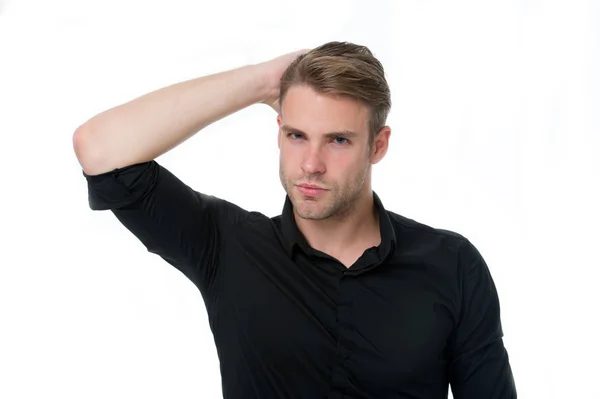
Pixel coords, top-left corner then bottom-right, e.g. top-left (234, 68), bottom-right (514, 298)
top-left (370, 126), bottom-right (392, 165)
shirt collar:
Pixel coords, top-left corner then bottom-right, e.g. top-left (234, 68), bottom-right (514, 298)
top-left (281, 191), bottom-right (397, 262)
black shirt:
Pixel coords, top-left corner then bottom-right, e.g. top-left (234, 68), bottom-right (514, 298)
top-left (83, 160), bottom-right (517, 399)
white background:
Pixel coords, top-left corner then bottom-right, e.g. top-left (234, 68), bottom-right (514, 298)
top-left (1, 0), bottom-right (598, 398)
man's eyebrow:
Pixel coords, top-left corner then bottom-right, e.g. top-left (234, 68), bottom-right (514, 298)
top-left (280, 125), bottom-right (359, 138)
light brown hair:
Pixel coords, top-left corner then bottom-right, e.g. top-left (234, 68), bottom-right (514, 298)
top-left (279, 41), bottom-right (391, 148)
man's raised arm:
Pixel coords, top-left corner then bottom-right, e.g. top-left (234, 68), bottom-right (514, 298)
top-left (72, 49), bottom-right (308, 295)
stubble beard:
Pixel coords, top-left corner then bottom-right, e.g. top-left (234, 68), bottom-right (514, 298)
top-left (280, 162), bottom-right (370, 221)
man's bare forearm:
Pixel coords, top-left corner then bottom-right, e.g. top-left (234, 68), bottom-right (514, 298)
top-left (73, 64), bottom-right (270, 176)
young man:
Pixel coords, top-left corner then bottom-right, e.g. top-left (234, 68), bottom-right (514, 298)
top-left (74, 41), bottom-right (517, 398)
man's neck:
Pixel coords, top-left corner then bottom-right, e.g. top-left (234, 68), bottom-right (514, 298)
top-left (294, 191), bottom-right (381, 258)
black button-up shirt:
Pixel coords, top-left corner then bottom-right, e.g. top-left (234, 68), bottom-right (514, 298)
top-left (83, 160), bottom-right (517, 399)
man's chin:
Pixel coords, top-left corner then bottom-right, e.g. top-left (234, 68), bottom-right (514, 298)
top-left (293, 199), bottom-right (335, 221)
top-left (295, 209), bottom-right (328, 221)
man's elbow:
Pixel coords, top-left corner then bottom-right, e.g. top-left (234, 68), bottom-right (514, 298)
top-left (73, 124), bottom-right (105, 176)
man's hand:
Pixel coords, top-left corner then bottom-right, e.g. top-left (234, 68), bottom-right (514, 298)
top-left (258, 48), bottom-right (311, 114)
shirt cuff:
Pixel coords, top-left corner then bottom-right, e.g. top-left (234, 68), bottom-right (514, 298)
top-left (82, 161), bottom-right (158, 210)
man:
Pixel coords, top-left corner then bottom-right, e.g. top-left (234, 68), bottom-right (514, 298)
top-left (73, 41), bottom-right (517, 398)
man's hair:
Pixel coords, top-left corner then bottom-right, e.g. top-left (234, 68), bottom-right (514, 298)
top-left (279, 41), bottom-right (391, 147)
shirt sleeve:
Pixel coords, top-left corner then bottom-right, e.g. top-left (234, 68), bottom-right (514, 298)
top-left (448, 239), bottom-right (517, 398)
top-left (82, 160), bottom-right (249, 297)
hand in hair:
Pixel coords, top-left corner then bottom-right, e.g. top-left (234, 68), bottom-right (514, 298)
top-left (258, 48), bottom-right (311, 114)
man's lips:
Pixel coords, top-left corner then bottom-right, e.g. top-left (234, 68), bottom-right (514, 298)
top-left (297, 184), bottom-right (327, 190)
top-left (296, 184), bottom-right (328, 196)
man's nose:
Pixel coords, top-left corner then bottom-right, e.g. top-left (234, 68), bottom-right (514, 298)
top-left (301, 145), bottom-right (326, 175)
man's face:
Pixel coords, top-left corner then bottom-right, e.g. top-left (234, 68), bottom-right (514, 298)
top-left (277, 85), bottom-right (374, 221)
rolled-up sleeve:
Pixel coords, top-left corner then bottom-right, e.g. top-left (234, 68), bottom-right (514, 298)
top-left (448, 239), bottom-right (517, 398)
top-left (82, 160), bottom-right (249, 296)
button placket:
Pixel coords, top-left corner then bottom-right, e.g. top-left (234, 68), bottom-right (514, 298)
top-left (328, 270), bottom-right (358, 396)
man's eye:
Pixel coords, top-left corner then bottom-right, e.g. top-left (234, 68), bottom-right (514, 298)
top-left (334, 137), bottom-right (349, 144)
